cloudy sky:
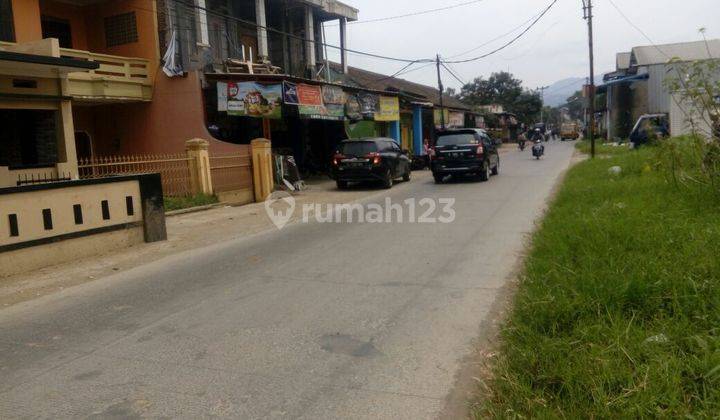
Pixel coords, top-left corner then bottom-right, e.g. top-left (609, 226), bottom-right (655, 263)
top-left (323, 0), bottom-right (719, 91)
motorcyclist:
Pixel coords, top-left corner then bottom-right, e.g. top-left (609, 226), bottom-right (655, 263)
top-left (530, 128), bottom-right (544, 143)
top-left (518, 133), bottom-right (527, 150)
top-left (532, 138), bottom-right (545, 159)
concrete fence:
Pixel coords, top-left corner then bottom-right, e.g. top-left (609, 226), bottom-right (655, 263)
top-left (0, 174), bottom-right (167, 277)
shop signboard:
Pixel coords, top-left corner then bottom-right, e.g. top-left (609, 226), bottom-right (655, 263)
top-left (375, 96), bottom-right (400, 121)
top-left (300, 104), bottom-right (345, 120)
top-left (297, 84), bottom-right (323, 106)
top-left (345, 93), bottom-right (363, 121)
top-left (322, 85), bottom-right (346, 105)
top-left (282, 81), bottom-right (299, 105)
top-left (448, 111), bottom-right (465, 128)
top-left (226, 82), bottom-right (282, 119)
top-left (358, 92), bottom-right (379, 119)
top-left (283, 82), bottom-right (345, 120)
top-left (434, 108), bottom-right (450, 128)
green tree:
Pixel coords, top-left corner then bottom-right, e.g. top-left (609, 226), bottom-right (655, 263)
top-left (458, 71), bottom-right (542, 123)
top-left (511, 91), bottom-right (543, 124)
top-left (458, 71), bottom-right (523, 108)
top-left (563, 90), bottom-right (585, 122)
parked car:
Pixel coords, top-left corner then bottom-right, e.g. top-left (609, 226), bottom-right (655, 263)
top-left (330, 138), bottom-right (412, 189)
top-left (629, 114), bottom-right (669, 147)
top-left (429, 129), bottom-right (500, 183)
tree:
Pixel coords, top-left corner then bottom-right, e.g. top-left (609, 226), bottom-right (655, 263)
top-left (444, 87), bottom-right (457, 97)
top-left (458, 71), bottom-right (541, 123)
top-left (563, 90), bottom-right (585, 122)
top-left (543, 106), bottom-right (563, 127)
top-left (511, 91), bottom-right (543, 124)
top-left (459, 71), bottom-right (523, 108)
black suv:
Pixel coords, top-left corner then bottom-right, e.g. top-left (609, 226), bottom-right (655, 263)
top-left (430, 129), bottom-right (500, 183)
top-left (330, 138), bottom-right (412, 189)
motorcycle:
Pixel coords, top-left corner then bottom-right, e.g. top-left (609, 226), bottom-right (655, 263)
top-left (532, 141), bottom-right (545, 160)
top-left (518, 139), bottom-right (526, 151)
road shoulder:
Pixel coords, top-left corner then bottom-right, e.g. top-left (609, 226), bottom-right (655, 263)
top-left (439, 143), bottom-right (583, 419)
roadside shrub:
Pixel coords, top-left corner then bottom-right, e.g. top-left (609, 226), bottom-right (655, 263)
top-left (655, 136), bottom-right (720, 197)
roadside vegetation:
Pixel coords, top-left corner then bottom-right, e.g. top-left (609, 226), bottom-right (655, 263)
top-left (475, 138), bottom-right (720, 417)
top-left (164, 194), bottom-right (219, 212)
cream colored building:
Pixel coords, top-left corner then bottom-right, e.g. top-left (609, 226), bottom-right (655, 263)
top-left (0, 38), bottom-right (97, 188)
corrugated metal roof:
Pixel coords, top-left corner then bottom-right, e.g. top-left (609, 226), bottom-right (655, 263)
top-left (616, 52), bottom-right (631, 70)
top-left (630, 39), bottom-right (720, 67)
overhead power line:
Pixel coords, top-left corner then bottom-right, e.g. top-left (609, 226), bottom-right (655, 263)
top-left (441, 62), bottom-right (467, 86)
top-left (382, 5), bottom-right (559, 80)
top-left (374, 61), bottom-right (425, 82)
top-left (446, 7), bottom-right (550, 59)
top-left (441, 0), bottom-right (559, 64)
top-left (169, 0), bottom-right (434, 64)
top-left (326, 0), bottom-right (487, 26)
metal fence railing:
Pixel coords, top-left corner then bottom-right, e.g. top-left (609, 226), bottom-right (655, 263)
top-left (78, 154), bottom-right (194, 197)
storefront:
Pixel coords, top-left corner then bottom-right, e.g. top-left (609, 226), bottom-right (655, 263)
top-left (203, 75), bottom-right (400, 176)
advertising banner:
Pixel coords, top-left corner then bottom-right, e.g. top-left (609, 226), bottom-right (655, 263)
top-left (297, 84), bottom-right (323, 106)
top-left (345, 93), bottom-right (363, 121)
top-left (358, 92), bottom-right (379, 119)
top-left (299, 104), bottom-right (345, 120)
top-left (226, 82), bottom-right (282, 119)
top-left (434, 108), bottom-right (450, 127)
top-left (322, 85), bottom-right (346, 105)
top-left (284, 82), bottom-right (344, 120)
top-left (282, 81), bottom-right (299, 105)
top-left (448, 111), bottom-right (465, 128)
top-left (375, 96), bottom-right (400, 121)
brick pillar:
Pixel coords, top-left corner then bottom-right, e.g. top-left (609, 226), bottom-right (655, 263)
top-left (185, 138), bottom-right (213, 195)
top-left (251, 138), bottom-right (273, 202)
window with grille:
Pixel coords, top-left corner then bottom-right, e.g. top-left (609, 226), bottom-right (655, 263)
top-left (104, 12), bottom-right (138, 47)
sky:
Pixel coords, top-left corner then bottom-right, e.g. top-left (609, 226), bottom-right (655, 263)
top-left (323, 0), bottom-right (720, 92)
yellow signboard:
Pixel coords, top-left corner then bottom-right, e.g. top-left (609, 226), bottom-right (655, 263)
top-left (433, 108), bottom-right (450, 127)
top-left (375, 96), bottom-right (400, 121)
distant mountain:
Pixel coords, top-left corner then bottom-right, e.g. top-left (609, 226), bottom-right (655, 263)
top-left (543, 77), bottom-right (586, 108)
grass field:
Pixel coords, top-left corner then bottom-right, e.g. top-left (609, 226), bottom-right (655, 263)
top-left (474, 141), bottom-right (720, 417)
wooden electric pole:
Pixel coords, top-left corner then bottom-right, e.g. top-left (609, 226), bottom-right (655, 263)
top-left (583, 0), bottom-right (596, 158)
top-left (436, 54), bottom-right (446, 130)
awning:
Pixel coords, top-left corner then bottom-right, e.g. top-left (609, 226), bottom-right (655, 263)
top-left (601, 73), bottom-right (649, 87)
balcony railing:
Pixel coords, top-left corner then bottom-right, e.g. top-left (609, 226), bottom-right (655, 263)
top-left (60, 48), bottom-right (153, 103)
top-left (0, 41), bottom-right (153, 103)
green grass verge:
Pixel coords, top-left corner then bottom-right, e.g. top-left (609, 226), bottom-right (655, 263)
top-left (475, 144), bottom-right (720, 417)
top-left (164, 194), bottom-right (219, 212)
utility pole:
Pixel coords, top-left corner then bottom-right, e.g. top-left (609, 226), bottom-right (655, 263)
top-left (436, 54), bottom-right (446, 130)
top-left (583, 0), bottom-right (596, 158)
top-left (539, 85), bottom-right (548, 124)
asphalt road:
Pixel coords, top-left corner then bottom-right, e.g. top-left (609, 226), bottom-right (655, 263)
top-left (0, 141), bottom-right (576, 419)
